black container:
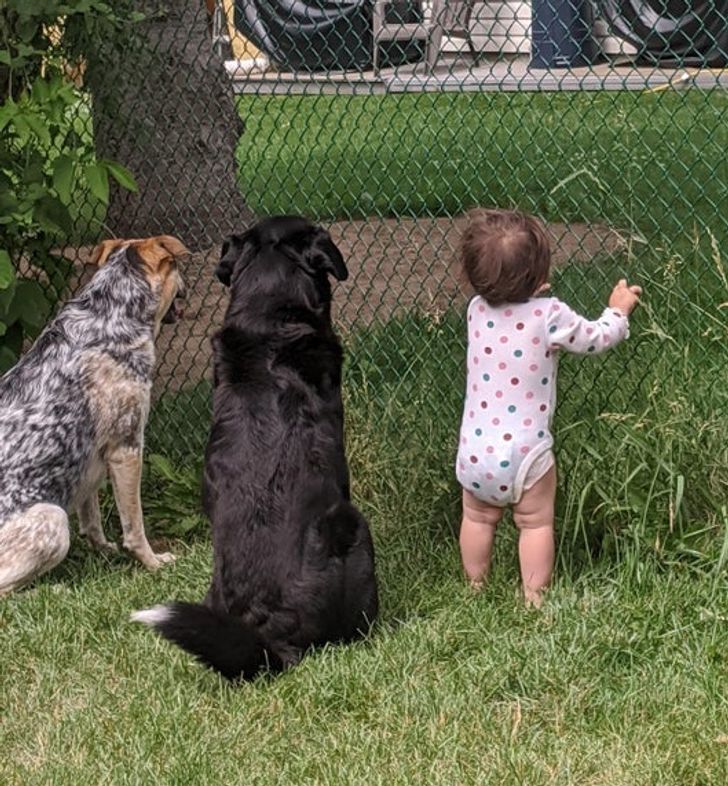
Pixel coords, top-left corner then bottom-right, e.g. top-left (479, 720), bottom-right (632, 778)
top-left (379, 0), bottom-right (425, 69)
top-left (530, 0), bottom-right (598, 69)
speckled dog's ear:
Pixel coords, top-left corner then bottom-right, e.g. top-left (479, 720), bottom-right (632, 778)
top-left (90, 238), bottom-right (133, 267)
top-left (154, 236), bottom-right (189, 259)
top-left (135, 236), bottom-right (189, 275)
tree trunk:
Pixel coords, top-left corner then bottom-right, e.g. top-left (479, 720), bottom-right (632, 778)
top-left (86, 1), bottom-right (253, 251)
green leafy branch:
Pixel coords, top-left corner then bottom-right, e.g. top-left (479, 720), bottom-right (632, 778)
top-left (0, 0), bottom-right (141, 371)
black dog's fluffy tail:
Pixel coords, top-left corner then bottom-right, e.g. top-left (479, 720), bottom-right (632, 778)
top-left (131, 602), bottom-right (278, 681)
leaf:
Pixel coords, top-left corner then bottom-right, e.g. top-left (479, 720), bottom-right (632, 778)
top-left (8, 280), bottom-right (50, 333)
top-left (0, 322), bottom-right (23, 356)
top-left (101, 159), bottom-right (138, 193)
top-left (23, 113), bottom-right (51, 148)
top-left (0, 346), bottom-right (18, 374)
top-left (31, 78), bottom-right (50, 104)
top-left (11, 115), bottom-right (31, 146)
top-left (47, 257), bottom-right (74, 295)
top-left (85, 162), bottom-right (109, 204)
top-left (16, 17), bottom-right (41, 45)
top-left (0, 251), bottom-right (14, 290)
top-left (52, 154), bottom-right (76, 204)
top-left (0, 321), bottom-right (6, 338)
top-left (24, 244), bottom-right (73, 293)
top-left (13, 42), bottom-right (43, 59)
top-left (33, 195), bottom-right (72, 235)
top-left (148, 454), bottom-right (178, 482)
top-left (0, 186), bottom-right (19, 219)
top-left (23, 152), bottom-right (45, 185)
top-left (0, 280), bottom-right (17, 319)
top-left (0, 102), bottom-right (17, 134)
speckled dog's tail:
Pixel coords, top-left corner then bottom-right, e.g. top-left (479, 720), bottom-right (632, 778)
top-left (131, 602), bottom-right (279, 681)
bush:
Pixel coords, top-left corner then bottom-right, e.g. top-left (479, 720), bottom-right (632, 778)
top-left (0, 2), bottom-right (138, 371)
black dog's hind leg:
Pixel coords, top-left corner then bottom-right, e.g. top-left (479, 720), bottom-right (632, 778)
top-left (272, 644), bottom-right (304, 671)
top-left (317, 501), bottom-right (366, 557)
top-left (314, 501), bottom-right (379, 639)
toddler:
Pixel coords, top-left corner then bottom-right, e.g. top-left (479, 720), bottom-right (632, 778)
top-left (455, 209), bottom-right (642, 605)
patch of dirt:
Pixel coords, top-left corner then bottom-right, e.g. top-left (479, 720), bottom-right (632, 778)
top-left (63, 218), bottom-right (627, 394)
top-left (327, 217), bottom-right (626, 330)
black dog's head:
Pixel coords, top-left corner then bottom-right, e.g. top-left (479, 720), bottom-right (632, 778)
top-left (216, 217), bottom-right (348, 305)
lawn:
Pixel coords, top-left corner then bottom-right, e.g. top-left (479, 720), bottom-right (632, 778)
top-left (236, 89), bottom-right (728, 245)
top-left (3, 89), bottom-right (728, 784)
top-left (2, 548), bottom-right (728, 785)
top-left (3, 250), bottom-right (728, 783)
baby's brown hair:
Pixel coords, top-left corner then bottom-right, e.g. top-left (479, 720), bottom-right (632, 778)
top-left (460, 208), bottom-right (551, 306)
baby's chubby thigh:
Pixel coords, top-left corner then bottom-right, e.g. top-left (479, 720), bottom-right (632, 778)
top-left (462, 488), bottom-right (504, 528)
top-left (512, 464), bottom-right (557, 530)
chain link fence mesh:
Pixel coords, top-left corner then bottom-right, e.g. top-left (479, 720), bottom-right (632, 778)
top-left (20, 1), bottom-right (728, 544)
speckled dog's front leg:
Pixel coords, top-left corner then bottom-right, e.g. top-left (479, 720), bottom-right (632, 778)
top-left (107, 446), bottom-right (174, 570)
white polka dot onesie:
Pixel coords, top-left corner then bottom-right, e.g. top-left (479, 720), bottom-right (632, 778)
top-left (456, 296), bottom-right (630, 506)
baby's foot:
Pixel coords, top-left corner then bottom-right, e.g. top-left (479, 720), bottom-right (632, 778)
top-left (523, 587), bottom-right (545, 608)
top-left (469, 579), bottom-right (484, 593)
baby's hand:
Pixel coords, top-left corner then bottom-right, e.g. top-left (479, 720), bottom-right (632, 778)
top-left (608, 278), bottom-right (642, 316)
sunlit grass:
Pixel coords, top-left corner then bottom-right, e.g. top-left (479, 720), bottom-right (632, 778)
top-left (236, 89), bottom-right (728, 249)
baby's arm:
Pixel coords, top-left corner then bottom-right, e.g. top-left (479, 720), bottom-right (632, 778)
top-left (545, 280), bottom-right (642, 355)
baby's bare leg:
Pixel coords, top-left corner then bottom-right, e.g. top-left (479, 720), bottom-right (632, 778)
top-left (460, 489), bottom-right (503, 588)
top-left (513, 466), bottom-right (556, 607)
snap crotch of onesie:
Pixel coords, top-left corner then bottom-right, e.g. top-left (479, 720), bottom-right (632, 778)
top-left (512, 442), bottom-right (554, 504)
top-left (457, 436), bottom-right (553, 506)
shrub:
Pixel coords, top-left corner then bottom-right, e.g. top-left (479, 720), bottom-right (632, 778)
top-left (0, 2), bottom-right (138, 371)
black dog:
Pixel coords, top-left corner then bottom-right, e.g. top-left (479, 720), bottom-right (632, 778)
top-left (133, 216), bottom-right (378, 679)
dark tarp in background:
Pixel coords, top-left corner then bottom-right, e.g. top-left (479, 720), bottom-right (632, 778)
top-left (597, 0), bottom-right (728, 65)
top-left (233, 0), bottom-right (424, 71)
top-left (234, 0), bottom-right (728, 71)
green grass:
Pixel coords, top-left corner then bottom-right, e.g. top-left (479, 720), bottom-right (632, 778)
top-left (2, 553), bottom-right (728, 786)
top-left (3, 232), bottom-right (728, 784)
top-left (236, 90), bottom-right (728, 245)
top-left (3, 89), bottom-right (728, 784)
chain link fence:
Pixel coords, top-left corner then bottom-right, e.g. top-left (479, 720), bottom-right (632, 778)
top-left (16, 1), bottom-right (728, 548)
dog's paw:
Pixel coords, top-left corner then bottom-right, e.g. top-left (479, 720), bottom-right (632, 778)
top-left (92, 539), bottom-right (119, 555)
top-left (148, 551), bottom-right (176, 569)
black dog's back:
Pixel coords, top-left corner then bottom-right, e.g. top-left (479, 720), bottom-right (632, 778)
top-left (133, 217), bottom-right (378, 679)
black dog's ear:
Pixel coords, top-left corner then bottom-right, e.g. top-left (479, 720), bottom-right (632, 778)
top-left (215, 237), bottom-right (236, 287)
top-left (292, 227), bottom-right (348, 282)
top-left (216, 233), bottom-right (250, 287)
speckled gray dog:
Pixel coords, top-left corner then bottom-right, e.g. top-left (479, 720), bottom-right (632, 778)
top-left (0, 236), bottom-right (187, 595)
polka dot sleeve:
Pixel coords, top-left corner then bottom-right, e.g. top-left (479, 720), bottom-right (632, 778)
top-left (543, 298), bottom-right (629, 355)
